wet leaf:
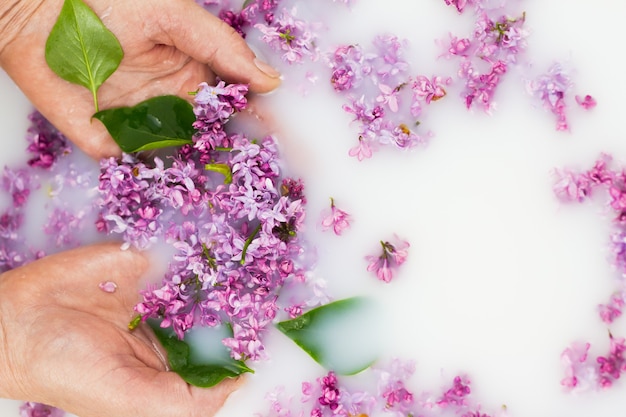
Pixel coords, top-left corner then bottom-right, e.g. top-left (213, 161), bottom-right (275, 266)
top-left (45, 0), bottom-right (123, 112)
top-left (149, 321), bottom-right (253, 387)
top-left (93, 95), bottom-right (196, 153)
top-left (276, 297), bottom-right (378, 375)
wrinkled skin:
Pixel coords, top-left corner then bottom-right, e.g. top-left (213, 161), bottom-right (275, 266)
top-left (0, 243), bottom-right (243, 417)
top-left (0, 0), bottom-right (281, 159)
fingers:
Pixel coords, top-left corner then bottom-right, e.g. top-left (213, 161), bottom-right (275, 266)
top-left (159, 0), bottom-right (281, 94)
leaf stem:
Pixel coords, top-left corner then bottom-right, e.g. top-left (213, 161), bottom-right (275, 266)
top-left (240, 223), bottom-right (262, 265)
top-left (205, 163), bottom-right (233, 184)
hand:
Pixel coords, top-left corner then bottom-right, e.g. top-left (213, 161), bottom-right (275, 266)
top-left (0, 243), bottom-right (242, 417)
top-left (0, 0), bottom-right (281, 160)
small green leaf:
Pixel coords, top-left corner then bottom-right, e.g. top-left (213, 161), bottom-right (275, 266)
top-left (45, 0), bottom-right (123, 112)
top-left (205, 163), bottom-right (233, 184)
top-left (148, 321), bottom-right (253, 388)
top-left (93, 95), bottom-right (195, 153)
top-left (276, 297), bottom-right (380, 375)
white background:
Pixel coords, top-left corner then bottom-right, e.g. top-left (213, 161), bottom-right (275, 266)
top-left (1, 0), bottom-right (626, 416)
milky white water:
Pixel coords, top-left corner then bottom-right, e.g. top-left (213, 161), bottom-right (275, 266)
top-left (2, 0), bottom-right (626, 416)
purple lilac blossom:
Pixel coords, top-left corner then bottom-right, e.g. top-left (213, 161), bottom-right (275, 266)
top-left (575, 94), bottom-right (597, 110)
top-left (0, 110), bottom-right (86, 272)
top-left (554, 155), bottom-right (626, 390)
top-left (561, 334), bottom-right (626, 391)
top-left (320, 197), bottom-right (352, 235)
top-left (328, 36), bottom-right (436, 159)
top-left (19, 402), bottom-right (65, 417)
top-left (96, 81), bottom-right (310, 362)
top-left (365, 235), bottom-right (410, 283)
top-left (25, 111), bottom-right (71, 170)
top-left (261, 359), bottom-right (504, 417)
top-left (440, 4), bottom-right (527, 113)
top-left (254, 7), bottom-right (319, 64)
top-left (526, 63), bottom-right (572, 131)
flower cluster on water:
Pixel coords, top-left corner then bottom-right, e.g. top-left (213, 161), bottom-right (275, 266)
top-left (553, 154), bottom-right (626, 390)
top-left (327, 36), bottom-right (439, 160)
top-left (262, 359), bottom-right (508, 417)
top-left (96, 81), bottom-right (313, 362)
top-left (0, 112), bottom-right (96, 272)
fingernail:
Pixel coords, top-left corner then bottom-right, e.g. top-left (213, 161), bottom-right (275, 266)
top-left (254, 58), bottom-right (281, 78)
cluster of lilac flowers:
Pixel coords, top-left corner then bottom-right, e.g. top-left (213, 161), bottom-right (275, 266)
top-left (1, 113), bottom-right (101, 417)
top-left (0, 112), bottom-right (95, 273)
top-left (97, 81), bottom-right (312, 361)
top-left (200, 0), bottom-right (320, 65)
top-left (440, 0), bottom-right (528, 113)
top-left (262, 359), bottom-right (507, 417)
top-left (327, 36), bottom-right (441, 160)
top-left (553, 154), bottom-right (626, 390)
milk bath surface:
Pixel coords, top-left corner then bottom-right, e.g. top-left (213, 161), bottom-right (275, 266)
top-left (1, 0), bottom-right (626, 416)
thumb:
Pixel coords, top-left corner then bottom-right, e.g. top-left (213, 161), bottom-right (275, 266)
top-left (162, 1), bottom-right (281, 93)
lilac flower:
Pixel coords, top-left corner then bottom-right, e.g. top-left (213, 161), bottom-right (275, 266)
top-left (348, 136), bottom-right (374, 161)
top-left (461, 59), bottom-right (507, 112)
top-left (526, 63), bottom-right (572, 131)
top-left (317, 371), bottom-right (342, 414)
top-left (320, 198), bottom-right (352, 235)
top-left (219, 9), bottom-right (250, 37)
top-left (25, 111), bottom-right (71, 169)
top-left (375, 359), bottom-right (415, 413)
top-left (19, 402), bottom-right (65, 417)
top-left (43, 207), bottom-right (86, 247)
top-left (193, 80), bottom-right (248, 125)
top-left (443, 0), bottom-right (476, 13)
top-left (116, 81), bottom-right (310, 367)
top-left (97, 154), bottom-right (165, 250)
top-left (611, 229), bottom-right (626, 275)
top-left (552, 168), bottom-right (592, 203)
top-left (560, 334), bottom-right (626, 392)
top-left (366, 235), bottom-right (410, 283)
top-left (240, 0), bottom-right (279, 26)
top-left (598, 292), bottom-right (625, 324)
top-left (442, 8), bottom-right (527, 112)
top-left (371, 34), bottom-right (410, 80)
top-left (255, 7), bottom-right (319, 64)
top-left (328, 44), bottom-right (366, 92)
top-left (576, 94), bottom-right (597, 110)
top-left (2, 167), bottom-right (36, 208)
top-left (328, 34), bottom-right (435, 159)
top-left (411, 75), bottom-right (450, 104)
top-left (376, 83), bottom-right (401, 113)
top-left (99, 281), bottom-right (118, 293)
top-left (437, 376), bottom-right (471, 407)
top-left (597, 333), bottom-right (626, 388)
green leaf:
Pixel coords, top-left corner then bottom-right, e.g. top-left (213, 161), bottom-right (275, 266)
top-left (93, 95), bottom-right (196, 153)
top-left (45, 0), bottom-right (123, 112)
top-left (149, 321), bottom-right (253, 388)
top-left (276, 297), bottom-right (380, 375)
top-left (205, 163), bottom-right (233, 184)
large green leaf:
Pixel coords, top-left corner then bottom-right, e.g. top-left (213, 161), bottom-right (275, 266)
top-left (45, 0), bottom-right (123, 112)
top-left (93, 95), bottom-right (196, 153)
top-left (276, 297), bottom-right (380, 375)
top-left (148, 321), bottom-right (254, 387)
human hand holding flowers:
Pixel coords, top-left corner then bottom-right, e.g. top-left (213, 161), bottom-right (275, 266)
top-left (0, 243), bottom-right (242, 417)
top-left (0, 0), bottom-right (281, 160)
